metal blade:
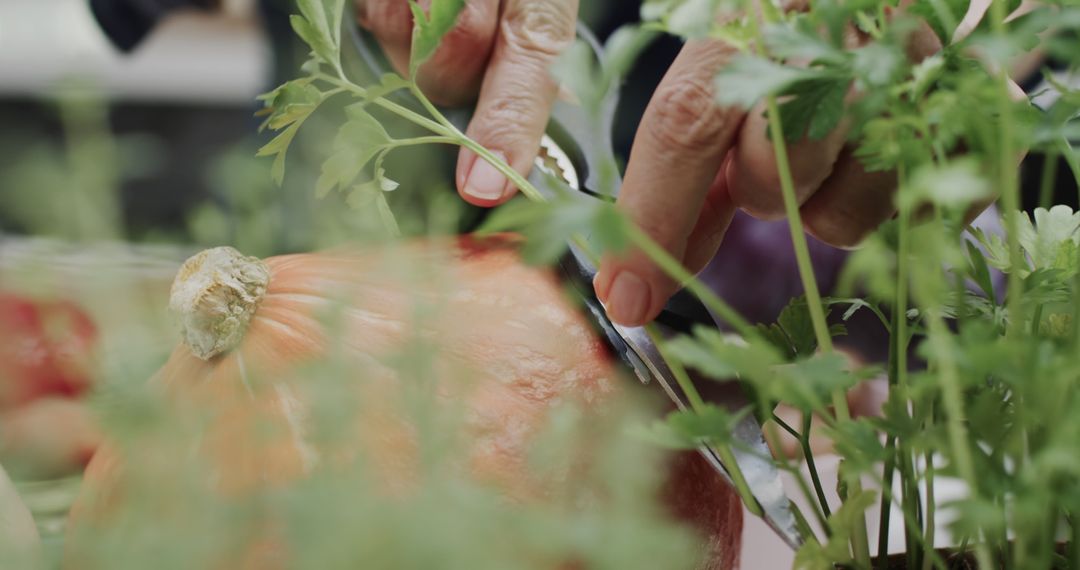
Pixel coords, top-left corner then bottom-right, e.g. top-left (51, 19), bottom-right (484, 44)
top-left (611, 323), bottom-right (803, 549)
top-left (537, 160), bottom-right (806, 548)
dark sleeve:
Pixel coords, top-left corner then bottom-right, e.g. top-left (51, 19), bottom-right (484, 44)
top-left (89, 0), bottom-right (218, 52)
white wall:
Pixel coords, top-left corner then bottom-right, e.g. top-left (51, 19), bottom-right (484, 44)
top-left (0, 0), bottom-right (270, 104)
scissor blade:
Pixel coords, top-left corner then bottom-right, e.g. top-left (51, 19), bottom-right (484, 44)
top-left (610, 323), bottom-right (803, 549)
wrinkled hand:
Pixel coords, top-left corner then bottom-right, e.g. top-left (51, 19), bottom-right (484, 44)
top-left (593, 0), bottom-right (1027, 327)
top-left (358, 0), bottom-right (578, 204)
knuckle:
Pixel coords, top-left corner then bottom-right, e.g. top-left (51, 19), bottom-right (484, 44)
top-left (802, 204), bottom-right (869, 249)
top-left (501, 2), bottom-right (576, 57)
top-left (473, 94), bottom-right (540, 149)
top-left (649, 80), bottom-right (737, 152)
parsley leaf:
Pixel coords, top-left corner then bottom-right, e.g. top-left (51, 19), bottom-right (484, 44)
top-left (714, 55), bottom-right (816, 109)
top-left (315, 104), bottom-right (395, 197)
top-left (291, 0), bottom-right (344, 70)
top-left (409, 0), bottom-right (467, 76)
top-left (255, 79), bottom-right (327, 185)
top-left (477, 196), bottom-right (628, 264)
top-left (778, 77), bottom-right (850, 141)
top-left (756, 296), bottom-right (846, 360)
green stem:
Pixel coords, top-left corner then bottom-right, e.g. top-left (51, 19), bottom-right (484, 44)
top-left (926, 314), bottom-right (995, 570)
top-left (871, 469), bottom-right (950, 570)
top-left (318, 74), bottom-right (451, 136)
top-left (920, 447), bottom-right (937, 570)
top-left (800, 413), bottom-right (833, 520)
top-left (647, 326), bottom-right (707, 412)
top-left (388, 136), bottom-right (459, 148)
top-left (1055, 137), bottom-right (1080, 201)
top-left (877, 435), bottom-right (898, 569)
top-left (651, 328), bottom-right (762, 516)
top-left (409, 84), bottom-right (458, 131)
top-left (716, 444), bottom-right (766, 518)
top-left (762, 98), bottom-right (837, 360)
top-left (764, 93), bottom-right (868, 564)
top-left (772, 414), bottom-right (832, 531)
top-left (877, 192), bottom-right (913, 564)
top-left (1038, 150), bottom-right (1059, 210)
top-left (987, 1), bottom-right (1022, 338)
top-left (1071, 513), bottom-right (1080, 570)
top-left (456, 138), bottom-right (546, 203)
top-left (893, 176), bottom-right (922, 570)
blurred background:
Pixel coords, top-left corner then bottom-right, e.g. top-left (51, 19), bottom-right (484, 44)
top-left (0, 0), bottom-right (269, 241)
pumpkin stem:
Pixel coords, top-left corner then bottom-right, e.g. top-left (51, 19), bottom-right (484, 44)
top-left (169, 247), bottom-right (270, 360)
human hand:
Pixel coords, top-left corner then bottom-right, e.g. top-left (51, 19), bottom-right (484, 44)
top-left (593, 2), bottom-right (1026, 327)
top-left (357, 0), bottom-right (578, 204)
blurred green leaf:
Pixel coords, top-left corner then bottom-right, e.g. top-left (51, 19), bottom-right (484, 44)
top-left (714, 55), bottom-right (816, 109)
top-left (409, 0), bottom-right (467, 75)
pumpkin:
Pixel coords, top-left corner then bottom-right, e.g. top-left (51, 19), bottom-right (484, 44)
top-left (0, 461), bottom-right (42, 569)
top-left (65, 236), bottom-right (742, 569)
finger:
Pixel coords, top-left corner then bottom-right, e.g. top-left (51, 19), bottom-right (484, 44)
top-left (723, 15), bottom-right (858, 219)
top-left (415, 0), bottom-right (499, 105)
top-left (726, 8), bottom-right (945, 220)
top-left (594, 40), bottom-right (746, 326)
top-left (724, 20), bottom-right (871, 220)
top-left (723, 95), bottom-right (853, 220)
top-left (358, 0), bottom-right (500, 106)
top-left (683, 169), bottom-right (738, 274)
top-left (798, 149), bottom-right (898, 248)
top-left (356, 0), bottom-right (413, 74)
top-left (801, 61), bottom-right (1027, 248)
top-left (455, 0), bottom-right (578, 205)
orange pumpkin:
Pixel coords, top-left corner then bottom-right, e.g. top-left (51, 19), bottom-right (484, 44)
top-left (65, 236), bottom-right (742, 569)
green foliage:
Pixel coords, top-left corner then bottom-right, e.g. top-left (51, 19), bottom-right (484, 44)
top-left (793, 491), bottom-right (877, 569)
top-left (291, 0), bottom-right (345, 71)
top-left (635, 404), bottom-right (748, 450)
top-left (315, 103), bottom-right (396, 198)
top-left (477, 195), bottom-right (629, 264)
top-left (408, 0), bottom-right (467, 75)
top-left (255, 79), bottom-right (325, 185)
top-left (756, 296), bottom-right (847, 360)
top-left (777, 76), bottom-right (850, 141)
top-left (974, 205), bottom-right (1080, 277)
top-left (714, 55), bottom-right (818, 110)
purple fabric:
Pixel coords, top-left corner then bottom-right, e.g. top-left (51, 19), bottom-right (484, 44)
top-left (698, 211), bottom-right (849, 326)
top-left (697, 207), bottom-right (1007, 364)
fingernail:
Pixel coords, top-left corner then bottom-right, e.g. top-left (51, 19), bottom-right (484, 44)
top-left (593, 273), bottom-right (608, 303)
top-left (606, 271), bottom-right (650, 325)
top-left (464, 152), bottom-right (508, 201)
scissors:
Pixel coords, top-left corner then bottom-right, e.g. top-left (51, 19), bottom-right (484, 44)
top-left (344, 16), bottom-right (804, 550)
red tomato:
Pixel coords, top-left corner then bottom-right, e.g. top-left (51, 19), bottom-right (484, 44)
top-left (0, 293), bottom-right (98, 409)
